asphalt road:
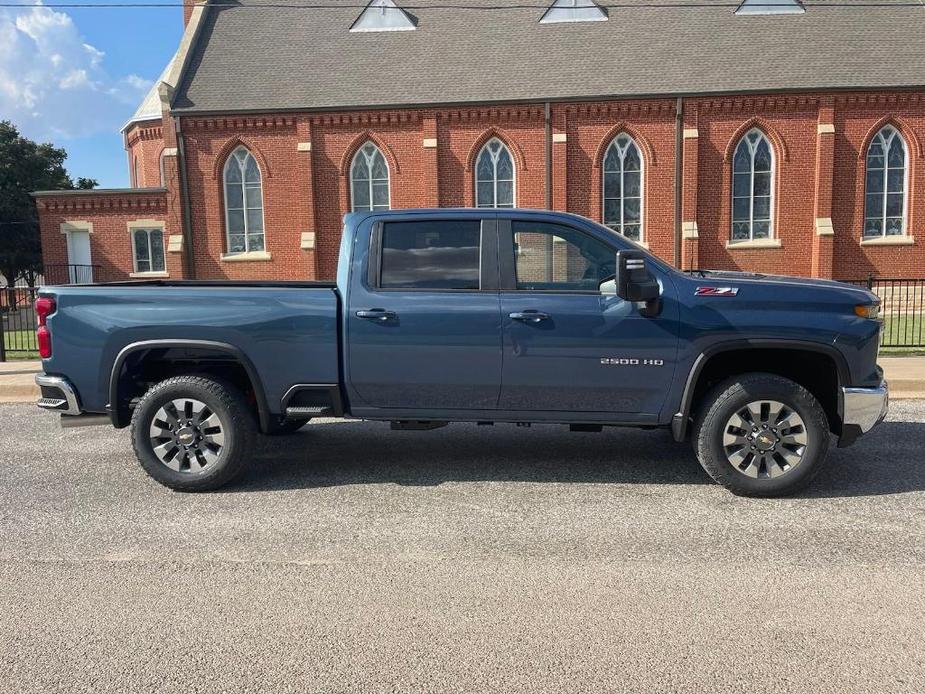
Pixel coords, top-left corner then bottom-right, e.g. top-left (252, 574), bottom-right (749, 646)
top-left (1, 402), bottom-right (923, 693)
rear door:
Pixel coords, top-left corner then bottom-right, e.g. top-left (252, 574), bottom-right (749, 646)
top-left (498, 218), bottom-right (677, 415)
top-left (346, 216), bottom-right (502, 411)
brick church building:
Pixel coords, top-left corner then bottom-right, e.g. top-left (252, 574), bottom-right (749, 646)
top-left (35, 0), bottom-right (925, 283)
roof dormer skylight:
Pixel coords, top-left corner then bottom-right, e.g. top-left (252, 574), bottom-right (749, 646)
top-left (350, 0), bottom-right (417, 32)
top-left (734, 0), bottom-right (805, 15)
top-left (540, 0), bottom-right (608, 24)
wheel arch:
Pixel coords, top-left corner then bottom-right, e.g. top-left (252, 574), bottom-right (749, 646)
top-left (108, 339), bottom-right (271, 432)
top-left (672, 340), bottom-right (849, 442)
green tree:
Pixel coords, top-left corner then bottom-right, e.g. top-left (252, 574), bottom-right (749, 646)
top-left (0, 121), bottom-right (97, 287)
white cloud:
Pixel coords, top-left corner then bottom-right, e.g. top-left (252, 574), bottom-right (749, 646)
top-left (0, 2), bottom-right (151, 140)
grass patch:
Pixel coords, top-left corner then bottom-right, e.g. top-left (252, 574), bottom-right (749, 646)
top-left (2, 329), bottom-right (39, 360)
top-left (880, 314), bottom-right (925, 350)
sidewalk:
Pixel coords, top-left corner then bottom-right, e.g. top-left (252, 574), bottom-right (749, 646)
top-left (2, 357), bottom-right (924, 405)
top-left (0, 360), bottom-right (43, 403)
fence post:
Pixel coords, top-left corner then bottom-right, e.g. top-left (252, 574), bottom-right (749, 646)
top-left (0, 292), bottom-right (6, 362)
top-left (867, 272), bottom-right (874, 291)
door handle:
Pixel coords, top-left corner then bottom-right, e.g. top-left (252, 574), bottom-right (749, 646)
top-left (509, 310), bottom-right (550, 324)
top-left (356, 309), bottom-right (397, 321)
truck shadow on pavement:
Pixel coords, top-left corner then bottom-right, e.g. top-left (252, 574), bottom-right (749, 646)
top-left (231, 418), bottom-right (925, 499)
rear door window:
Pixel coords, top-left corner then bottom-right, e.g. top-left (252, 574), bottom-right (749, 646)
top-left (379, 220), bottom-right (482, 290)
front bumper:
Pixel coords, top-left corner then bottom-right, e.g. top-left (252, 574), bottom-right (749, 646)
top-left (840, 379), bottom-right (888, 444)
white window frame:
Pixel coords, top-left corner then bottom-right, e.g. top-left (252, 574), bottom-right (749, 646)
top-left (350, 142), bottom-right (392, 212)
top-left (601, 134), bottom-right (644, 243)
top-left (350, 0), bottom-right (416, 32)
top-left (863, 125), bottom-right (909, 239)
top-left (222, 146), bottom-right (266, 255)
top-left (734, 0), bottom-right (805, 15)
top-left (127, 220), bottom-right (167, 276)
top-left (730, 128), bottom-right (776, 242)
top-left (540, 0), bottom-right (608, 23)
top-left (475, 138), bottom-right (517, 209)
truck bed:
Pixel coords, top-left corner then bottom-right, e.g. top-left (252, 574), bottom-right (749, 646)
top-left (39, 283), bottom-right (341, 418)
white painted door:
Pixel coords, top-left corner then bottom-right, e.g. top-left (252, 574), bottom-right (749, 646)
top-left (66, 230), bottom-right (92, 283)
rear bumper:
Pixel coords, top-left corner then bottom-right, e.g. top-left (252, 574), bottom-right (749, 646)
top-left (838, 380), bottom-right (888, 447)
top-left (35, 374), bottom-right (82, 415)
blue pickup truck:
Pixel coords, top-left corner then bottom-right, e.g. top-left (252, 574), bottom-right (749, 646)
top-left (34, 209), bottom-right (888, 496)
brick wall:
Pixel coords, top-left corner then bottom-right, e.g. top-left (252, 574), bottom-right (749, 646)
top-left (35, 191), bottom-right (172, 281)
top-left (39, 89), bottom-right (925, 283)
top-left (126, 122), bottom-right (165, 188)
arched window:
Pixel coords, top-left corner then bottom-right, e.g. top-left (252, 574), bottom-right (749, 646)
top-left (475, 138), bottom-right (515, 208)
top-left (223, 146), bottom-right (265, 254)
top-left (351, 142), bottom-right (390, 212)
top-left (864, 125), bottom-right (908, 238)
top-left (731, 128), bottom-right (774, 241)
top-left (602, 134), bottom-right (643, 242)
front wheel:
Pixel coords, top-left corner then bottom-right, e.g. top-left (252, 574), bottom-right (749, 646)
top-left (693, 373), bottom-right (830, 497)
top-left (130, 375), bottom-right (256, 492)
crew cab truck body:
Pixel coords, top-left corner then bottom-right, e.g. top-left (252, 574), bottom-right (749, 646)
top-left (35, 209), bottom-right (888, 496)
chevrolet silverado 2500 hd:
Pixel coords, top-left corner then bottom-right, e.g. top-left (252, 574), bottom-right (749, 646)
top-left (34, 209), bottom-right (888, 496)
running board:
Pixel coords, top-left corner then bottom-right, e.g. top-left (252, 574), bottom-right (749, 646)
top-left (285, 405), bottom-right (333, 418)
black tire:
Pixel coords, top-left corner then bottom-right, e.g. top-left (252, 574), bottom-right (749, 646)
top-left (130, 375), bottom-right (256, 492)
top-left (692, 373), bottom-right (830, 497)
top-left (264, 418), bottom-right (310, 436)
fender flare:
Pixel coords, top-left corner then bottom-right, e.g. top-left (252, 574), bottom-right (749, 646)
top-left (670, 339), bottom-right (850, 442)
top-left (108, 339), bottom-right (271, 431)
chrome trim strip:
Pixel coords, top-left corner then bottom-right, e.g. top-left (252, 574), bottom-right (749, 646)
top-left (841, 380), bottom-right (889, 434)
top-left (35, 374), bottom-right (82, 415)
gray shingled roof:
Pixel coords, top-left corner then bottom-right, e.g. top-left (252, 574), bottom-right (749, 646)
top-left (124, 49), bottom-right (181, 129)
top-left (171, 0), bottom-right (925, 114)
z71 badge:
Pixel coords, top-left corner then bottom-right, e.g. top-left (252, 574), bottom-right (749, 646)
top-left (695, 286), bottom-right (739, 297)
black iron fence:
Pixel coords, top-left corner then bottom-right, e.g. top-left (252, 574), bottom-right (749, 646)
top-left (1, 286), bottom-right (39, 360)
top-left (846, 276), bottom-right (925, 349)
top-left (41, 264), bottom-right (100, 285)
top-left (1, 264), bottom-right (107, 360)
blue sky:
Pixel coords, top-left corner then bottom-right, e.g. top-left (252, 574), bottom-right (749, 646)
top-left (0, 1), bottom-right (184, 187)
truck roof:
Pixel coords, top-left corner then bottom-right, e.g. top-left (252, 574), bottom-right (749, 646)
top-left (343, 208), bottom-right (598, 226)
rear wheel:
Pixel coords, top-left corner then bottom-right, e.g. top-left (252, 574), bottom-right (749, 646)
top-left (693, 373), bottom-right (830, 497)
top-left (131, 375), bottom-right (256, 492)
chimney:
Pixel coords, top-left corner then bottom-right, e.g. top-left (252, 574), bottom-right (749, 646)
top-left (183, 0), bottom-right (195, 27)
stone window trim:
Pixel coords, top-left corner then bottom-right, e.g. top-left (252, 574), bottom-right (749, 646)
top-left (222, 145), bottom-right (267, 256)
top-left (862, 125), bottom-right (910, 241)
top-left (220, 250), bottom-right (273, 262)
top-left (601, 132), bottom-right (645, 244)
top-left (59, 221), bottom-right (93, 235)
top-left (728, 127), bottom-right (777, 245)
top-left (474, 137), bottom-right (516, 209)
top-left (127, 219), bottom-right (168, 277)
top-left (350, 141), bottom-right (392, 212)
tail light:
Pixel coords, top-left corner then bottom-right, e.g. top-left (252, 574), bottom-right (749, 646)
top-left (35, 296), bottom-right (56, 359)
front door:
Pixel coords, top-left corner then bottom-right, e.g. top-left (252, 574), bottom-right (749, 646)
top-left (498, 219), bottom-right (677, 415)
top-left (347, 217), bottom-right (502, 412)
top-left (66, 229), bottom-right (92, 283)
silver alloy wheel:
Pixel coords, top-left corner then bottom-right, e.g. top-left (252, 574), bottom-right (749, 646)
top-left (722, 400), bottom-right (808, 479)
top-left (148, 398), bottom-right (225, 473)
